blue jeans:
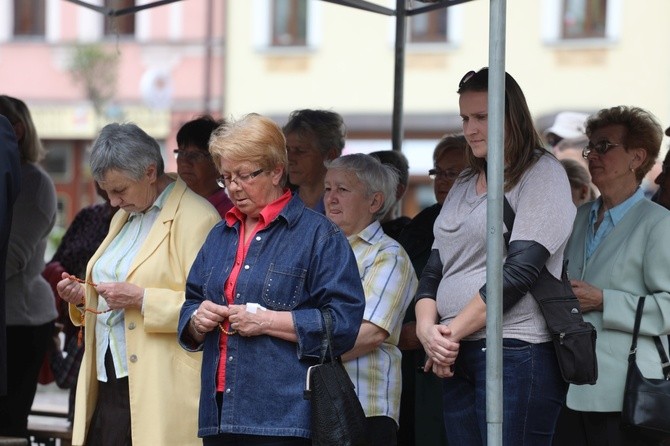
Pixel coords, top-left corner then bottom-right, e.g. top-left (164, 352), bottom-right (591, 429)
top-left (442, 339), bottom-right (567, 446)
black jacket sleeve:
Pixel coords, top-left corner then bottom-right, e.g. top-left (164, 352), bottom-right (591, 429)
top-left (479, 240), bottom-right (550, 312)
top-left (414, 249), bottom-right (443, 302)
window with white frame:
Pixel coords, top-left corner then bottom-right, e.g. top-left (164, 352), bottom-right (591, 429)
top-left (104, 0), bottom-right (135, 37)
top-left (13, 0), bottom-right (45, 37)
top-left (561, 0), bottom-right (607, 39)
top-left (542, 0), bottom-right (620, 43)
top-left (408, 1), bottom-right (448, 43)
top-left (271, 0), bottom-right (307, 46)
top-left (252, 0), bottom-right (320, 51)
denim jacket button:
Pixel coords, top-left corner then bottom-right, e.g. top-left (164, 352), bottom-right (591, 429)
top-left (228, 356), bottom-right (233, 361)
top-left (256, 236), bottom-right (261, 241)
top-left (244, 265), bottom-right (250, 270)
top-left (225, 388), bottom-right (231, 394)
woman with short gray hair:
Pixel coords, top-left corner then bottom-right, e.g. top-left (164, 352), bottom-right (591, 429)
top-left (57, 122), bottom-right (220, 446)
top-left (283, 109), bottom-right (346, 212)
top-left (324, 153), bottom-right (417, 446)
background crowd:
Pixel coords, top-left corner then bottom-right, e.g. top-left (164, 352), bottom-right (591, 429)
top-left (0, 67), bottom-right (669, 446)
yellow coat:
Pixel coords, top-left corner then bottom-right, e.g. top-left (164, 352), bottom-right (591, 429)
top-left (69, 178), bottom-right (220, 445)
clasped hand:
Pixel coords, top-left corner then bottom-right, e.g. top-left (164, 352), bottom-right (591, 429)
top-left (417, 324), bottom-right (460, 378)
top-left (56, 272), bottom-right (144, 310)
top-left (192, 302), bottom-right (270, 337)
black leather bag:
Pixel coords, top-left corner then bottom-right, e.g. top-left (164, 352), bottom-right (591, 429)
top-left (621, 296), bottom-right (670, 437)
top-left (503, 197), bottom-right (598, 385)
top-left (303, 310), bottom-right (367, 446)
top-left (529, 264), bottom-right (598, 384)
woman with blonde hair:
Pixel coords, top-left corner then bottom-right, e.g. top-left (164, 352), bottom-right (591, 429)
top-left (179, 114), bottom-right (365, 445)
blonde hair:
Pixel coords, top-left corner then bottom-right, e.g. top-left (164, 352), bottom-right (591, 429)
top-left (209, 114), bottom-right (288, 186)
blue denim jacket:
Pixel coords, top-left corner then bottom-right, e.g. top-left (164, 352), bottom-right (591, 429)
top-left (178, 195), bottom-right (365, 439)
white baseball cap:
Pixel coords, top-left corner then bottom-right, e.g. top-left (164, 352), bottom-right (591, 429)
top-left (544, 112), bottom-right (590, 140)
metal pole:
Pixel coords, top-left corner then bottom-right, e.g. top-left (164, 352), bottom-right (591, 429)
top-left (391, 0), bottom-right (406, 152)
top-left (486, 0), bottom-right (506, 445)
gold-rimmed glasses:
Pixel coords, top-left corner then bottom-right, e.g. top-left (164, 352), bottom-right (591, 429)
top-left (216, 168), bottom-right (265, 188)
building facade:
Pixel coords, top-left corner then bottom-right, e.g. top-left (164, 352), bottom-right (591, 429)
top-left (2, 0), bottom-right (669, 222)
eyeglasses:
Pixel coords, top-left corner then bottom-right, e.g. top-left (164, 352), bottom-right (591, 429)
top-left (581, 141), bottom-right (621, 159)
top-left (459, 70), bottom-right (477, 89)
top-left (216, 168), bottom-right (265, 188)
top-left (429, 168), bottom-right (461, 181)
top-left (173, 150), bottom-right (211, 163)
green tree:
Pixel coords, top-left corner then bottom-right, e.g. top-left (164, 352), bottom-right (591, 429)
top-left (68, 44), bottom-right (119, 115)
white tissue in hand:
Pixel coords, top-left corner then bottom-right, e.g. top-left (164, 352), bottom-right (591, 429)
top-left (246, 303), bottom-right (266, 314)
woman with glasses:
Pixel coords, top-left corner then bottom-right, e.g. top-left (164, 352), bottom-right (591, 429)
top-left (323, 153), bottom-right (417, 446)
top-left (414, 68), bottom-right (576, 445)
top-left (56, 123), bottom-right (220, 446)
top-left (396, 134), bottom-right (466, 446)
top-left (175, 115), bottom-right (233, 218)
top-left (178, 113), bottom-right (365, 446)
top-left (553, 106), bottom-right (670, 446)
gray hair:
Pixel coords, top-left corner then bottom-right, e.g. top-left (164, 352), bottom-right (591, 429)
top-left (282, 109), bottom-right (346, 157)
top-left (326, 153), bottom-right (399, 220)
top-left (90, 123), bottom-right (164, 182)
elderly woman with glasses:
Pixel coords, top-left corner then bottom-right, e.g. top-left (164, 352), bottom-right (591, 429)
top-left (178, 113), bottom-right (365, 446)
top-left (56, 123), bottom-right (221, 446)
top-left (414, 68), bottom-right (576, 445)
top-left (323, 153), bottom-right (417, 446)
top-left (553, 106), bottom-right (670, 446)
top-left (395, 134), bottom-right (467, 446)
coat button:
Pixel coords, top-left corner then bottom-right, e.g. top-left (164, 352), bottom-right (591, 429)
top-left (129, 354), bottom-right (138, 363)
top-left (256, 236), bottom-right (261, 241)
top-left (244, 265), bottom-right (250, 270)
top-left (128, 322), bottom-right (136, 330)
top-left (225, 388), bottom-right (231, 394)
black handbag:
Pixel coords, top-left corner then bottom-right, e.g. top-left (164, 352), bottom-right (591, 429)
top-left (303, 309), bottom-right (367, 446)
top-left (621, 296), bottom-right (670, 437)
top-left (503, 197), bottom-right (598, 385)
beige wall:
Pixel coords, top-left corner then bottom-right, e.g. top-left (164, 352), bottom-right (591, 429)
top-left (224, 0), bottom-right (670, 132)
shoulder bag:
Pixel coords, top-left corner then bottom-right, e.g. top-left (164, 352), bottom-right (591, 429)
top-left (503, 197), bottom-right (598, 384)
top-left (303, 309), bottom-right (367, 446)
top-left (621, 296), bottom-right (670, 437)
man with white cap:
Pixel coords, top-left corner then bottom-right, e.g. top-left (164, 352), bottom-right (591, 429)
top-left (543, 111), bottom-right (590, 148)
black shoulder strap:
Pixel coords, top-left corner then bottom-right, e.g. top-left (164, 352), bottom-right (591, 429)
top-left (503, 197), bottom-right (514, 248)
top-left (483, 164), bottom-right (515, 247)
top-left (629, 296), bottom-right (645, 360)
top-left (653, 336), bottom-right (670, 379)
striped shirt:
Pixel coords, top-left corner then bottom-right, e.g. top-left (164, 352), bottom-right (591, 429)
top-left (92, 182), bottom-right (174, 382)
top-left (343, 220), bottom-right (417, 424)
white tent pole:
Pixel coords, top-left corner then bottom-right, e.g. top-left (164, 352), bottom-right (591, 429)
top-left (486, 0), bottom-right (506, 444)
